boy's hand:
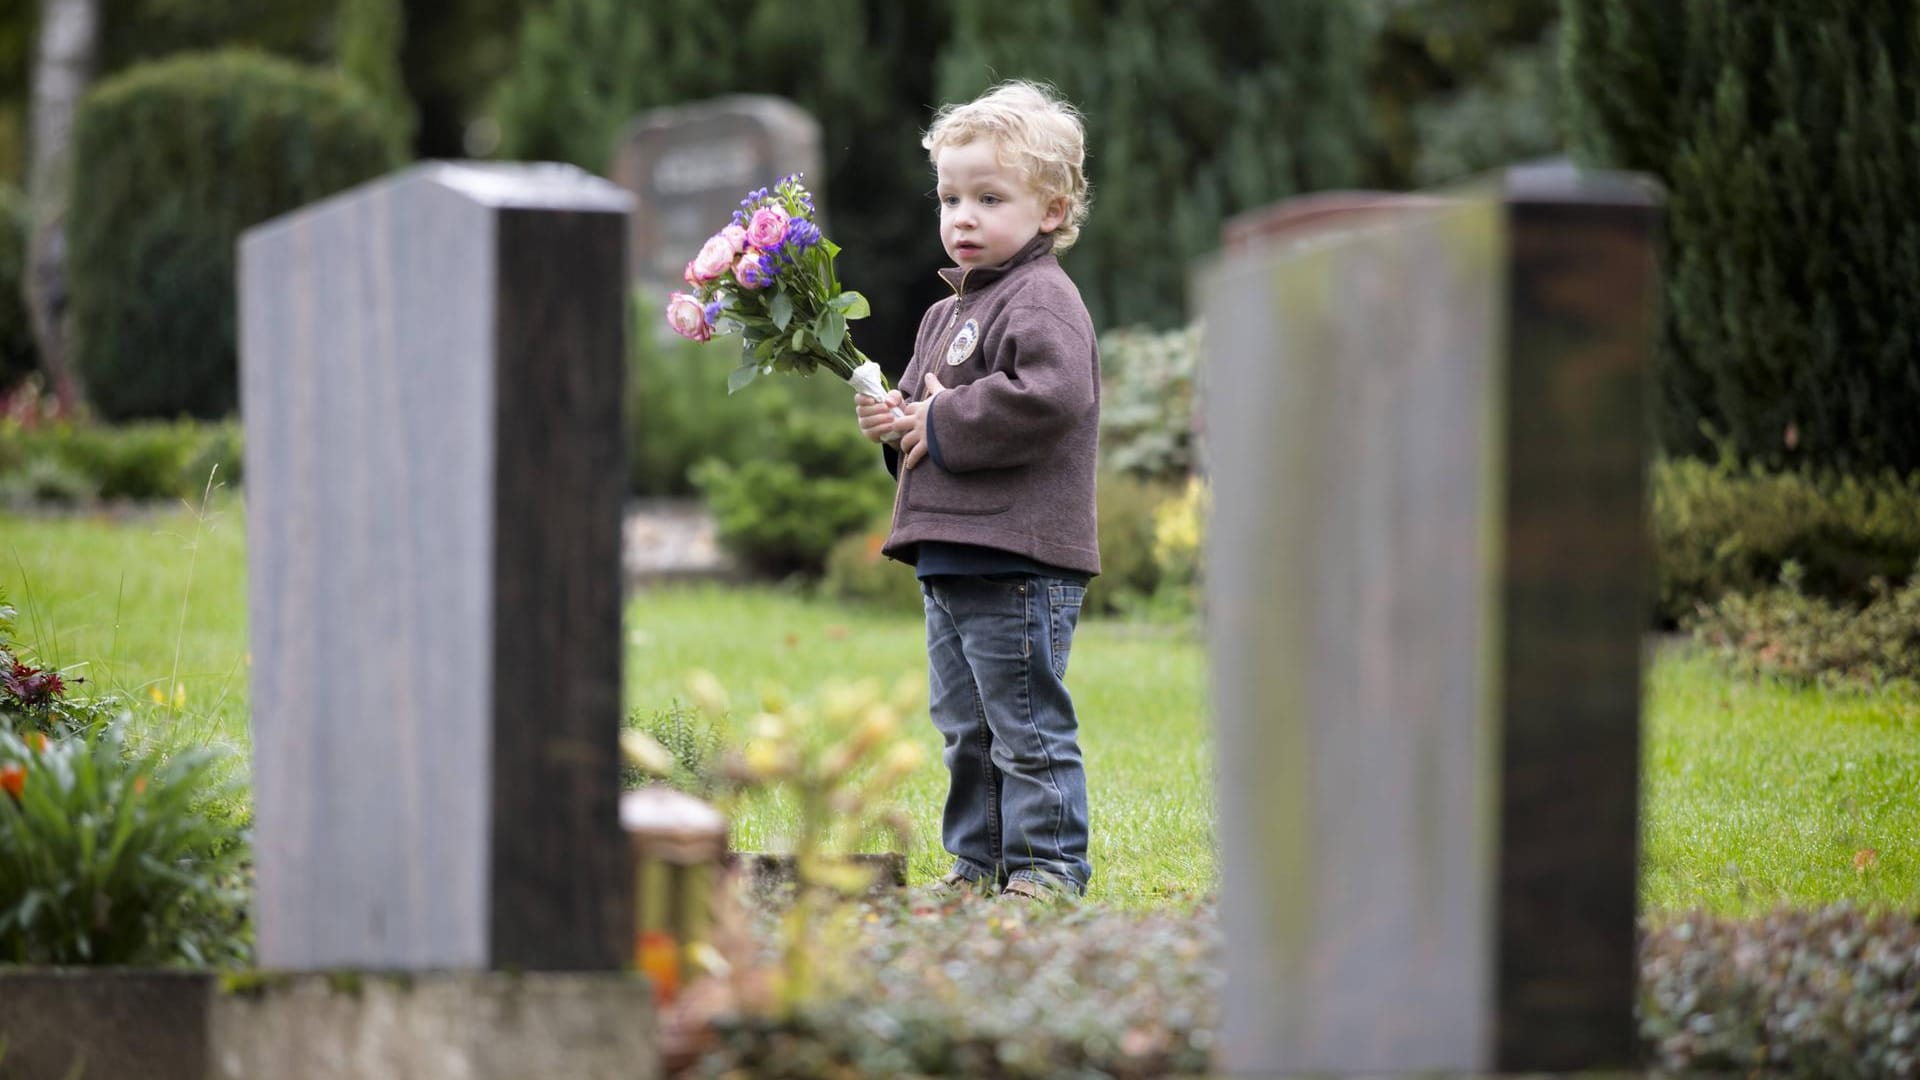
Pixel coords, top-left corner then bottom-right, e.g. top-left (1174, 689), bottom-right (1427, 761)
top-left (899, 374), bottom-right (947, 470)
top-left (855, 390), bottom-right (906, 444)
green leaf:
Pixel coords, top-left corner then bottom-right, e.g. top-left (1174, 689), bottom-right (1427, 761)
top-left (817, 308), bottom-right (847, 353)
top-left (792, 326), bottom-right (808, 351)
top-left (727, 363), bottom-right (760, 394)
top-left (769, 290), bottom-right (793, 331)
top-left (835, 291), bottom-right (871, 320)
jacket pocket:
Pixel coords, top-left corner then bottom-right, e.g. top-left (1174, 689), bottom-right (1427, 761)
top-left (904, 463), bottom-right (1016, 515)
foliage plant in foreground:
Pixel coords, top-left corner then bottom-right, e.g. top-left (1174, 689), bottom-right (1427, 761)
top-left (0, 721), bottom-right (249, 966)
top-left (1640, 906), bottom-right (1920, 1077)
top-left (685, 669), bottom-right (927, 1018)
top-left (626, 699), bottom-right (729, 799)
top-left (677, 900), bottom-right (1920, 1079)
top-left (0, 588), bottom-right (117, 743)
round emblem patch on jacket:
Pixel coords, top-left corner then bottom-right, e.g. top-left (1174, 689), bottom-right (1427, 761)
top-left (945, 319), bottom-right (980, 365)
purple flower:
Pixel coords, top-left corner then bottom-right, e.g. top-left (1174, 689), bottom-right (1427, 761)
top-left (785, 219), bottom-right (822, 252)
top-left (703, 299), bottom-right (724, 326)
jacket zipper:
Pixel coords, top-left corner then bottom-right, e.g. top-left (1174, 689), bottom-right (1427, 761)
top-left (892, 266), bottom-right (974, 536)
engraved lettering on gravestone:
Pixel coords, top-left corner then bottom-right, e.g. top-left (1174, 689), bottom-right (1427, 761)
top-left (653, 140), bottom-right (758, 196)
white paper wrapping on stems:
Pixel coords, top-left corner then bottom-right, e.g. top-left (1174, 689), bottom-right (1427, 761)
top-left (847, 360), bottom-right (906, 445)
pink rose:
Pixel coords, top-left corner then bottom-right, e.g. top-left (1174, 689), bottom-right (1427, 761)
top-left (721, 224), bottom-right (749, 253)
top-left (688, 233), bottom-right (736, 283)
top-left (746, 206), bottom-right (789, 250)
top-left (734, 250), bottom-right (775, 290)
top-left (665, 291), bottom-right (711, 341)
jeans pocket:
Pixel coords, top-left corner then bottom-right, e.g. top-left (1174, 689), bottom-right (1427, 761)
top-left (1048, 583), bottom-right (1084, 679)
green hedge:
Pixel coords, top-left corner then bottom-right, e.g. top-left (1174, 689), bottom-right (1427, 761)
top-left (1651, 456), bottom-right (1920, 626)
top-left (1564, 2), bottom-right (1920, 474)
top-left (67, 49), bottom-right (405, 420)
top-left (0, 419), bottom-right (243, 504)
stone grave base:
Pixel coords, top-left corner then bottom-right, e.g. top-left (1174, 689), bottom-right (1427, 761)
top-left (0, 969), bottom-right (656, 1080)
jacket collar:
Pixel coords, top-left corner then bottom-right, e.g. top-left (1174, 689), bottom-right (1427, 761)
top-left (937, 233), bottom-right (1057, 297)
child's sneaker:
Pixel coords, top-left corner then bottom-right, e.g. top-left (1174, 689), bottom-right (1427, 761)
top-left (922, 870), bottom-right (993, 902)
top-left (999, 876), bottom-right (1072, 905)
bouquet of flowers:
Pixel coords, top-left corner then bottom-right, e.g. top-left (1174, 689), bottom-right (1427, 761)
top-left (665, 174), bottom-right (901, 432)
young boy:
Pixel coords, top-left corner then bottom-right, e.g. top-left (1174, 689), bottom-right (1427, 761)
top-left (854, 81), bottom-right (1099, 902)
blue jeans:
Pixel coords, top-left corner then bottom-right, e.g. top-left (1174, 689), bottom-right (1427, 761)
top-left (922, 574), bottom-right (1091, 894)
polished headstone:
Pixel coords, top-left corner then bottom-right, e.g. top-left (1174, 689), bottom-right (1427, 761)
top-left (1202, 164), bottom-right (1658, 1074)
top-left (238, 161), bottom-right (634, 971)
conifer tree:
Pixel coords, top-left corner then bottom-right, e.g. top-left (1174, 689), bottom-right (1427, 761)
top-left (935, 0), bottom-right (1372, 332)
top-left (493, 0), bottom-right (949, 364)
top-left (1565, 0), bottom-right (1920, 473)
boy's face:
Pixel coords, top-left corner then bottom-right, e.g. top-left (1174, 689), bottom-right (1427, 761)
top-left (934, 139), bottom-right (1066, 271)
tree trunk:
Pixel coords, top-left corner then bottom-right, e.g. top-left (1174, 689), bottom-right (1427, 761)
top-left (22, 0), bottom-right (100, 410)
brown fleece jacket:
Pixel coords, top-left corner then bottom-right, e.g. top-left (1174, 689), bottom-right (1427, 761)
top-left (881, 234), bottom-right (1102, 576)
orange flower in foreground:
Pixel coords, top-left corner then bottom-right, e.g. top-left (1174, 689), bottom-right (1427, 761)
top-left (1, 764), bottom-right (24, 801)
top-left (636, 930), bottom-right (680, 1002)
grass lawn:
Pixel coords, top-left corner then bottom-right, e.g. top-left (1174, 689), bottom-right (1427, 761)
top-left (3, 498), bottom-right (1917, 912)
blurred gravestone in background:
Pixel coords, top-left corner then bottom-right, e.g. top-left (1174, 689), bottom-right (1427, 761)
top-left (1202, 163), bottom-right (1659, 1074)
top-left (612, 95), bottom-right (822, 290)
top-left (238, 162), bottom-right (633, 972)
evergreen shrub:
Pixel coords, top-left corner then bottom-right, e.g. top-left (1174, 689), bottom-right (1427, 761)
top-left (935, 0), bottom-right (1372, 334)
top-left (692, 408), bottom-right (893, 579)
top-left (67, 49), bottom-right (404, 419)
top-left (627, 311), bottom-right (850, 497)
top-left (1650, 456), bottom-right (1920, 625)
top-left (1564, 1), bottom-right (1920, 473)
top-left (494, 0), bottom-right (950, 366)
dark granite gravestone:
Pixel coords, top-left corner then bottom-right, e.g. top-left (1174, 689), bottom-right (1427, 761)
top-left (237, 162), bottom-right (634, 971)
top-left (612, 95), bottom-right (823, 286)
top-left (1200, 162), bottom-right (1659, 1075)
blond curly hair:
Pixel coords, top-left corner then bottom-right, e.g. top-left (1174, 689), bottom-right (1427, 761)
top-left (923, 80), bottom-right (1091, 252)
